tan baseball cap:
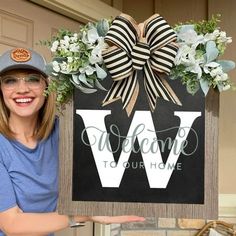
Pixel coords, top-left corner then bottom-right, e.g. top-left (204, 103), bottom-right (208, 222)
top-left (0, 48), bottom-right (47, 77)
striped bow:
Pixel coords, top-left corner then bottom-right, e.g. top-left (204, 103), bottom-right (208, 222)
top-left (102, 14), bottom-right (182, 116)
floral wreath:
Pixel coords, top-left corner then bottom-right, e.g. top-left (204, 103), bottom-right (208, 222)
top-left (42, 14), bottom-right (235, 115)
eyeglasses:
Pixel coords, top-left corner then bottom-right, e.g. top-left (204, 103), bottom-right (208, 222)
top-left (0, 74), bottom-right (46, 90)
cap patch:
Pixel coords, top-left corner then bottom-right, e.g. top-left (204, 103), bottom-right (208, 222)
top-left (11, 48), bottom-right (31, 62)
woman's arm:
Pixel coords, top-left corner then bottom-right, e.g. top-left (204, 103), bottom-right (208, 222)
top-left (0, 206), bottom-right (145, 236)
top-left (0, 206), bottom-right (88, 235)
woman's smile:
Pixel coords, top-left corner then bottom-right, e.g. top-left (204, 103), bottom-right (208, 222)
top-left (13, 96), bottom-right (35, 106)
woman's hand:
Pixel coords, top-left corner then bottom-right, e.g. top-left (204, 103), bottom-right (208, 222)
top-left (88, 215), bottom-right (145, 224)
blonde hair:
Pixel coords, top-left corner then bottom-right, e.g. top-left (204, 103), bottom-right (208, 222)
top-left (0, 84), bottom-right (57, 141)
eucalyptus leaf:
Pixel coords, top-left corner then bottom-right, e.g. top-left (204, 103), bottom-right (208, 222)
top-left (71, 74), bottom-right (80, 85)
top-left (71, 80), bottom-right (97, 93)
top-left (44, 63), bottom-right (55, 76)
top-left (97, 19), bottom-right (110, 37)
top-left (60, 70), bottom-right (71, 75)
top-left (217, 60), bottom-right (235, 72)
top-left (77, 74), bottom-right (94, 88)
top-left (53, 57), bottom-right (67, 63)
top-left (87, 77), bottom-right (95, 86)
top-left (95, 64), bottom-right (107, 80)
top-left (87, 28), bottom-right (99, 44)
top-left (200, 78), bottom-right (210, 96)
top-left (95, 79), bottom-right (107, 91)
top-left (205, 41), bottom-right (219, 63)
top-left (178, 24), bottom-right (195, 34)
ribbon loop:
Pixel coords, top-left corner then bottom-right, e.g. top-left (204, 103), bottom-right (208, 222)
top-left (150, 42), bottom-right (179, 74)
top-left (144, 14), bottom-right (177, 51)
top-left (103, 46), bottom-right (133, 80)
top-left (102, 14), bottom-right (182, 116)
top-left (105, 14), bottom-right (138, 54)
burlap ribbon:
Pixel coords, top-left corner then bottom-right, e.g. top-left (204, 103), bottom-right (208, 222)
top-left (102, 14), bottom-right (182, 116)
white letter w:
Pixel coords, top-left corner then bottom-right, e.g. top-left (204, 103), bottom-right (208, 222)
top-left (76, 110), bottom-right (201, 188)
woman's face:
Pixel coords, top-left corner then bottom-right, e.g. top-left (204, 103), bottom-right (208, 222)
top-left (0, 69), bottom-right (47, 120)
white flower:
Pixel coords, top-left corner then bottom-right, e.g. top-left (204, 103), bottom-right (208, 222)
top-left (77, 65), bottom-right (96, 85)
top-left (221, 73), bottom-right (228, 81)
top-left (172, 20), bottom-right (234, 95)
top-left (178, 26), bottom-right (205, 48)
top-left (178, 29), bottom-right (197, 44)
top-left (82, 27), bottom-right (100, 46)
top-left (87, 27), bottom-right (99, 44)
top-left (60, 61), bottom-right (71, 73)
top-left (203, 62), bottom-right (230, 82)
top-left (60, 39), bottom-right (69, 49)
top-left (209, 66), bottom-right (223, 77)
top-left (214, 73), bottom-right (228, 82)
top-left (70, 33), bottom-right (78, 43)
top-left (51, 40), bottom-right (59, 52)
top-left (59, 39), bottom-right (65, 45)
top-left (89, 39), bottom-right (107, 64)
top-left (97, 37), bottom-right (108, 50)
top-left (227, 37), bottom-right (232, 43)
top-left (217, 31), bottom-right (232, 44)
top-left (79, 65), bottom-right (96, 75)
top-left (204, 29), bottom-right (220, 42)
top-left (174, 45), bottom-right (196, 66)
top-left (175, 43), bottom-right (205, 79)
top-left (60, 61), bottom-right (67, 71)
top-left (203, 62), bottom-right (220, 74)
top-left (52, 61), bottom-right (60, 73)
top-left (67, 57), bottom-right (73, 63)
top-left (186, 63), bottom-right (203, 79)
top-left (70, 36), bottom-right (77, 43)
top-left (222, 84), bottom-right (231, 91)
top-left (64, 35), bottom-right (70, 42)
top-left (89, 48), bottom-right (101, 64)
top-left (69, 43), bottom-right (80, 52)
top-left (82, 31), bottom-right (88, 44)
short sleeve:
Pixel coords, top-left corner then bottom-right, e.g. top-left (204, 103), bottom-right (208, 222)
top-left (0, 160), bottom-right (17, 212)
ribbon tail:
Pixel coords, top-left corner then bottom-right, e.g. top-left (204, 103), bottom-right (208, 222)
top-left (102, 71), bottom-right (139, 116)
top-left (125, 79), bottom-right (139, 116)
top-left (143, 61), bottom-right (182, 112)
top-left (158, 76), bottom-right (182, 106)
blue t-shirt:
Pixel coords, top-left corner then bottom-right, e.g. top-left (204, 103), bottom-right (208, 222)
top-left (0, 119), bottom-right (59, 236)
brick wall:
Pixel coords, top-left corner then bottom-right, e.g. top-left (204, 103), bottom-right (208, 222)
top-left (110, 218), bottom-right (236, 236)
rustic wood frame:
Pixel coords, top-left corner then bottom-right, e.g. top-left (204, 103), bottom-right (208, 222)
top-left (58, 89), bottom-right (219, 218)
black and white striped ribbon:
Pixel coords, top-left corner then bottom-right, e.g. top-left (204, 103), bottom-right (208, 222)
top-left (131, 42), bottom-right (150, 70)
top-left (102, 14), bottom-right (181, 116)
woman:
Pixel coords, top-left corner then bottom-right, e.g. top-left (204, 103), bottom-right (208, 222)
top-left (0, 48), bottom-right (144, 236)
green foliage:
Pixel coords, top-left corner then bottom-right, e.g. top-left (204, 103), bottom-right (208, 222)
top-left (194, 14), bottom-right (221, 34)
top-left (41, 18), bottom-right (111, 108)
top-left (171, 14), bottom-right (234, 95)
top-left (44, 75), bottom-right (74, 106)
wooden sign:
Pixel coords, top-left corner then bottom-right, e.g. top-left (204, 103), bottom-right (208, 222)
top-left (58, 75), bottom-right (219, 218)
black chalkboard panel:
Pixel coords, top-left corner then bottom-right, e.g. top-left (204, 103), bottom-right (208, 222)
top-left (72, 72), bottom-right (205, 204)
